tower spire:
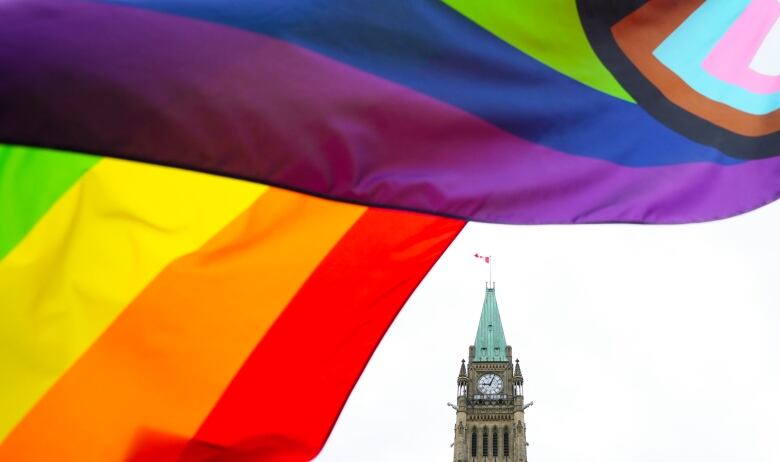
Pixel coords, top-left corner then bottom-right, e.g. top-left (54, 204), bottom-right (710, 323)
top-left (473, 284), bottom-right (507, 362)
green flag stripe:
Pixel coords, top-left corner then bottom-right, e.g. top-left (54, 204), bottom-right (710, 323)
top-left (443, 0), bottom-right (634, 103)
top-left (0, 144), bottom-right (100, 261)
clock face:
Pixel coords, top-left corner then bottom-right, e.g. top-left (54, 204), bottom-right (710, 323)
top-left (477, 373), bottom-right (503, 394)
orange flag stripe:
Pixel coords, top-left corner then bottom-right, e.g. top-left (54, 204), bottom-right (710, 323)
top-left (175, 209), bottom-right (465, 462)
top-left (0, 187), bottom-right (365, 461)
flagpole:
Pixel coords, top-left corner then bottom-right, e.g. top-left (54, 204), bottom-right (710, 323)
top-left (475, 252), bottom-right (493, 288)
top-left (489, 256), bottom-right (492, 288)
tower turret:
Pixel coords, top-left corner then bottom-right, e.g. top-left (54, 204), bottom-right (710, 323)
top-left (457, 359), bottom-right (468, 397)
top-left (514, 359), bottom-right (524, 396)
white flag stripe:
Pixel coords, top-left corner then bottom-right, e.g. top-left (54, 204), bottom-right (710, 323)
top-left (750, 17), bottom-right (780, 76)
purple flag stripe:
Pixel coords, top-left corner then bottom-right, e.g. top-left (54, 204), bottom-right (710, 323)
top-left (1, 0), bottom-right (780, 223)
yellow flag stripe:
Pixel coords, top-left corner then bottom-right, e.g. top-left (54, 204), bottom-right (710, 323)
top-left (0, 187), bottom-right (367, 461)
top-left (0, 157), bottom-right (267, 441)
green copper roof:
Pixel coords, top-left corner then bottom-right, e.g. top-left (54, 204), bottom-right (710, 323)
top-left (473, 286), bottom-right (508, 362)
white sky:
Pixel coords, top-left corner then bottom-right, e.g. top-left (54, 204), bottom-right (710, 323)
top-left (315, 200), bottom-right (780, 462)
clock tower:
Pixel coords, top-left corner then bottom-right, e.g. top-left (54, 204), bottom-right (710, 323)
top-left (452, 284), bottom-right (528, 462)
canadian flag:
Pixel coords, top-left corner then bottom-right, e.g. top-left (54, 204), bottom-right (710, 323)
top-left (474, 253), bottom-right (490, 264)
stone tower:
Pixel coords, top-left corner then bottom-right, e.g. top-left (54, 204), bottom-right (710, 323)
top-left (453, 284), bottom-right (528, 462)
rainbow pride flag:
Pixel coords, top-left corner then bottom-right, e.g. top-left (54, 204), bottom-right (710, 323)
top-left (1, 1), bottom-right (779, 460)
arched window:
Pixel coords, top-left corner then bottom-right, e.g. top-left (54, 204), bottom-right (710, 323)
top-left (482, 428), bottom-right (488, 456)
top-left (471, 429), bottom-right (477, 457)
top-left (503, 427), bottom-right (510, 456)
top-left (492, 427), bottom-right (498, 456)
